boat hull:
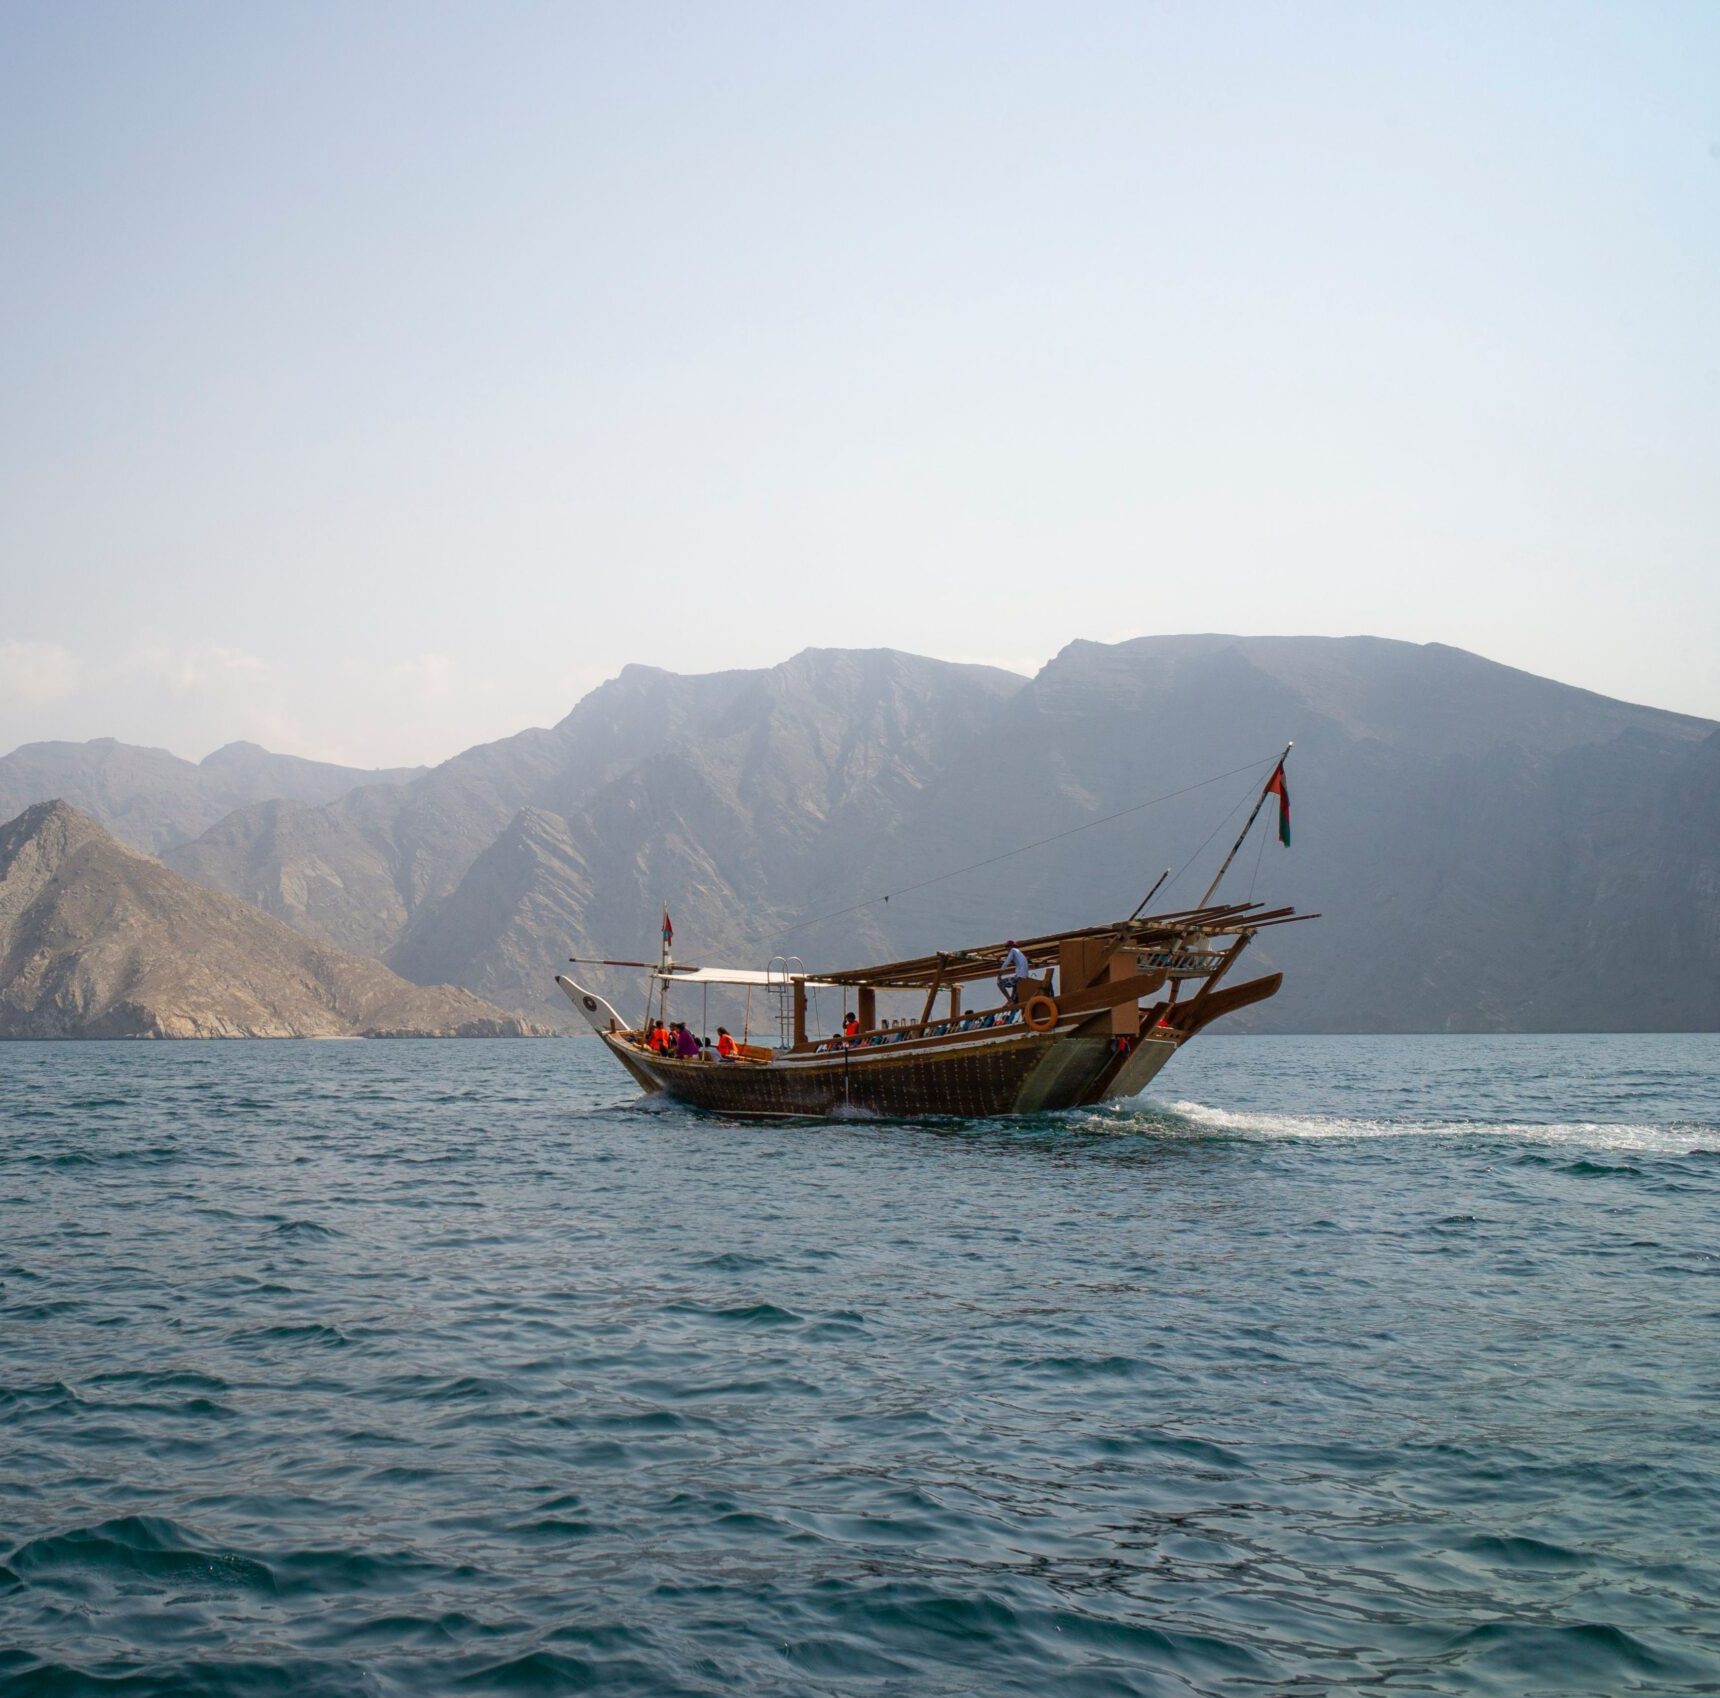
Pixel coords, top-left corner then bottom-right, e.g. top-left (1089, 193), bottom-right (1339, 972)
top-left (556, 976), bottom-right (1184, 1118)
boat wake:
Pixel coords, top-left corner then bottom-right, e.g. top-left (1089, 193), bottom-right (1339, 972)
top-left (624, 1090), bottom-right (689, 1115)
top-left (1130, 1098), bottom-right (1718, 1155)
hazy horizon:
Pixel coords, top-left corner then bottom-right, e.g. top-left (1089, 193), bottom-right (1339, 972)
top-left (2, 628), bottom-right (1716, 772)
top-left (4, 2), bottom-right (1716, 767)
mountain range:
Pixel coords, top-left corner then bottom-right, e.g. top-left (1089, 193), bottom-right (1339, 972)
top-left (0, 738), bottom-right (423, 855)
top-left (3, 635), bottom-right (1716, 1035)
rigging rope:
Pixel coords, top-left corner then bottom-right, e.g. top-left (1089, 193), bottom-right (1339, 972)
top-left (1156, 768), bottom-right (1267, 902)
top-left (1246, 801), bottom-right (1271, 901)
top-left (743, 751), bottom-right (1281, 947)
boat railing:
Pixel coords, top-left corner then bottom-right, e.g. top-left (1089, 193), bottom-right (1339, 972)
top-left (1137, 948), bottom-right (1227, 979)
top-left (808, 1005), bottom-right (1028, 1054)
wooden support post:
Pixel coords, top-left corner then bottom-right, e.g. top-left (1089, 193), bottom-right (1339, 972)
top-left (1109, 955), bottom-right (1141, 1038)
top-left (1181, 933), bottom-right (1251, 1025)
top-left (792, 978), bottom-right (807, 1049)
top-left (948, 985), bottom-right (961, 1019)
top-left (918, 958), bottom-right (947, 1030)
top-left (857, 985), bottom-right (876, 1034)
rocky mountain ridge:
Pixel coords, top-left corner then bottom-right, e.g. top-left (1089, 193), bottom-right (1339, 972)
top-left (0, 801), bottom-right (541, 1039)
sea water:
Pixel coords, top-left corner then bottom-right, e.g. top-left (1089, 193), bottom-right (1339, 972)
top-left (1, 1034), bottom-right (1716, 1696)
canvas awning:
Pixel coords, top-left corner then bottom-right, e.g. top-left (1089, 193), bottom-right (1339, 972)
top-left (654, 965), bottom-right (841, 990)
top-left (567, 958), bottom-right (843, 991)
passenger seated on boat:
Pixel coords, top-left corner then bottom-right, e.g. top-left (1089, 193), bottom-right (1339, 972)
top-left (842, 1012), bottom-right (859, 1043)
top-left (673, 1022), bottom-right (701, 1060)
top-left (716, 1027), bottom-right (736, 1061)
top-left (997, 940), bottom-right (1030, 1005)
top-left (645, 1020), bottom-right (668, 1053)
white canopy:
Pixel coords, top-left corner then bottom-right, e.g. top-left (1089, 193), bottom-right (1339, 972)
top-left (655, 965), bottom-right (840, 989)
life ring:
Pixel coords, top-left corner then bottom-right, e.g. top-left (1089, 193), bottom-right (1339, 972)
top-left (1024, 995), bottom-right (1058, 1033)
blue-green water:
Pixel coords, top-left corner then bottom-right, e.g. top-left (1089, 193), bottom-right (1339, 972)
top-left (2, 1034), bottom-right (1717, 1697)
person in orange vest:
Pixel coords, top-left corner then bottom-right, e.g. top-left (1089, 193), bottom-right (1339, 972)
top-left (842, 1011), bottom-right (859, 1043)
top-left (716, 1026), bottom-right (736, 1060)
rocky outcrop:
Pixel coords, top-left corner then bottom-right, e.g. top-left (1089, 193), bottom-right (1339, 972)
top-left (0, 802), bottom-right (543, 1039)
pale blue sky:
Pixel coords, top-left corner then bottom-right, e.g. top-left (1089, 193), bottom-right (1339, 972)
top-left (2, 1), bottom-right (1716, 765)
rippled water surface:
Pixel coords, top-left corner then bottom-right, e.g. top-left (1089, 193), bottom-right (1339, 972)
top-left (2, 1033), bottom-right (1717, 1696)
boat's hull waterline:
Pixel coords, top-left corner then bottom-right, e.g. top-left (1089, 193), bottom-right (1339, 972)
top-left (556, 966), bottom-right (1285, 1120)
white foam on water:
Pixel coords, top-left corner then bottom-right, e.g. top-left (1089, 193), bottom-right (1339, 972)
top-left (626, 1090), bottom-right (686, 1115)
top-left (1130, 1098), bottom-right (1717, 1156)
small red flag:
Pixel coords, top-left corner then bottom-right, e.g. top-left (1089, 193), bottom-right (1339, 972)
top-left (1264, 761), bottom-right (1291, 847)
top-left (661, 908), bottom-right (673, 947)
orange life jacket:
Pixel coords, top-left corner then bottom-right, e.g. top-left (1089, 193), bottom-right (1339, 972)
top-left (717, 1033), bottom-right (735, 1057)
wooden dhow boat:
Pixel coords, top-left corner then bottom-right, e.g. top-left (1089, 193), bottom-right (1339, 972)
top-left (556, 752), bottom-right (1313, 1120)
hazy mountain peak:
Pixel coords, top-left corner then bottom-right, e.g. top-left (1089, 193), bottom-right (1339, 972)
top-left (772, 645), bottom-right (1027, 695)
top-left (199, 740), bottom-right (271, 764)
top-left (0, 736), bottom-right (428, 854)
top-left (1022, 633), bottom-right (1713, 759)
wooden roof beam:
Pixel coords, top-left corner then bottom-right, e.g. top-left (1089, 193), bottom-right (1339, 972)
top-left (809, 901), bottom-right (1302, 987)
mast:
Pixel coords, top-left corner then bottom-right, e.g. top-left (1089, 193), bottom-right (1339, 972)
top-left (1128, 868), bottom-right (1171, 921)
top-left (1196, 744), bottom-right (1292, 911)
top-left (656, 906), bottom-right (673, 1027)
